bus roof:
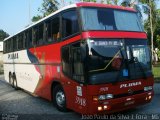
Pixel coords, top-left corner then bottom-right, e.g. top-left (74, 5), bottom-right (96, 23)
top-left (4, 2), bottom-right (136, 41)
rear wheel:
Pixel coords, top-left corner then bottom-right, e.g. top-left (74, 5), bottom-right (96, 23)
top-left (53, 85), bottom-right (68, 112)
top-left (12, 74), bottom-right (18, 90)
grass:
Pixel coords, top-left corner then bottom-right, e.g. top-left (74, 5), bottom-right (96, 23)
top-left (153, 62), bottom-right (160, 83)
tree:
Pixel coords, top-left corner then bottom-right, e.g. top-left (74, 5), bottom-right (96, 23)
top-left (100, 0), bottom-right (118, 5)
top-left (121, 0), bottom-right (159, 62)
top-left (32, 15), bottom-right (43, 22)
top-left (82, 0), bottom-right (97, 2)
top-left (32, 0), bottom-right (59, 22)
top-left (0, 29), bottom-right (9, 41)
top-left (140, 0), bottom-right (159, 61)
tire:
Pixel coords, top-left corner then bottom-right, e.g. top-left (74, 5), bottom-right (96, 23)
top-left (12, 75), bottom-right (18, 90)
top-left (53, 85), bottom-right (68, 112)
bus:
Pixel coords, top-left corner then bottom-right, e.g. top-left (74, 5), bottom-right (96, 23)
top-left (3, 2), bottom-right (154, 114)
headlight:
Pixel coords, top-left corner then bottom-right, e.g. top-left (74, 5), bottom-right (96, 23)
top-left (98, 95), bottom-right (106, 100)
top-left (98, 94), bottom-right (114, 100)
top-left (144, 86), bottom-right (153, 91)
top-left (106, 94), bottom-right (113, 99)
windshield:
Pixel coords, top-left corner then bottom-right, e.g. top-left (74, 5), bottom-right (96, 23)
top-left (80, 7), bottom-right (144, 32)
top-left (85, 39), bottom-right (152, 84)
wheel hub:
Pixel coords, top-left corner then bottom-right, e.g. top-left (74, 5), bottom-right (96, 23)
top-left (56, 91), bottom-right (65, 107)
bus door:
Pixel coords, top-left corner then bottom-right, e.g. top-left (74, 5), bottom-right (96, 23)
top-left (61, 42), bottom-right (87, 113)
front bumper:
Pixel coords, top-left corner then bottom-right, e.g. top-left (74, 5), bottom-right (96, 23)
top-left (87, 91), bottom-right (154, 114)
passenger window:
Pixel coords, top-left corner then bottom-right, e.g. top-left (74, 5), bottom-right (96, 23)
top-left (51, 17), bottom-right (60, 42)
top-left (23, 32), bottom-right (27, 48)
top-left (38, 24), bottom-right (44, 45)
top-left (13, 37), bottom-right (17, 51)
top-left (18, 34), bottom-right (23, 50)
top-left (46, 20), bottom-right (52, 43)
top-left (62, 10), bottom-right (79, 39)
top-left (45, 16), bottom-right (60, 44)
top-left (28, 29), bottom-right (33, 48)
top-left (33, 26), bottom-right (38, 46)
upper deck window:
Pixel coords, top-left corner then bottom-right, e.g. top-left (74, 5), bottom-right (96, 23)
top-left (62, 10), bottom-right (79, 39)
top-left (80, 7), bottom-right (144, 32)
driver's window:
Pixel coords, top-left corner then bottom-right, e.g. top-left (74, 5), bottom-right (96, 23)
top-left (71, 43), bottom-right (84, 83)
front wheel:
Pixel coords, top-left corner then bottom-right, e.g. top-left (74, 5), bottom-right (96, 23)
top-left (53, 85), bottom-right (68, 112)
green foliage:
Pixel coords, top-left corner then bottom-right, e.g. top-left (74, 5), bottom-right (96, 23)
top-left (100, 0), bottom-right (118, 5)
top-left (32, 15), bottom-right (42, 22)
top-left (0, 29), bottom-right (9, 41)
top-left (83, 0), bottom-right (97, 2)
top-left (40, 0), bottom-right (59, 17)
top-left (32, 0), bottom-right (59, 22)
top-left (153, 64), bottom-right (160, 82)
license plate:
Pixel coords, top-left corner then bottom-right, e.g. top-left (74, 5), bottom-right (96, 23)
top-left (124, 101), bottom-right (135, 106)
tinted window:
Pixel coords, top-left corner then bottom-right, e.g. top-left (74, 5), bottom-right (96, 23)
top-left (13, 37), bottom-right (17, 51)
top-left (81, 7), bottom-right (144, 31)
top-left (28, 29), bottom-right (32, 48)
top-left (17, 34), bottom-right (23, 50)
top-left (3, 41), bottom-right (6, 53)
top-left (46, 20), bottom-right (52, 43)
top-left (62, 10), bottom-right (79, 38)
top-left (45, 16), bottom-right (60, 44)
top-left (62, 42), bottom-right (84, 83)
top-left (62, 46), bottom-right (71, 76)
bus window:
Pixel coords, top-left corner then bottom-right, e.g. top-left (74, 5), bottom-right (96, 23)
top-left (39, 24), bottom-right (44, 45)
top-left (23, 32), bottom-right (27, 48)
top-left (62, 10), bottom-right (79, 39)
top-left (51, 16), bottom-right (60, 42)
top-left (46, 20), bottom-right (52, 43)
top-left (62, 46), bottom-right (72, 76)
top-left (13, 37), bottom-right (17, 51)
top-left (18, 34), bottom-right (23, 50)
top-left (28, 29), bottom-right (32, 48)
top-left (71, 43), bottom-right (84, 82)
top-left (3, 41), bottom-right (6, 53)
top-left (33, 26), bottom-right (38, 46)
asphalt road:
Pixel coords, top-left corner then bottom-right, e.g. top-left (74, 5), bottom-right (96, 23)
top-left (0, 75), bottom-right (160, 120)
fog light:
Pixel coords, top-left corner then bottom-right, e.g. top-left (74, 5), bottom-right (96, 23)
top-left (145, 97), bottom-right (148, 101)
top-left (148, 95), bottom-right (152, 100)
top-left (98, 106), bottom-right (103, 111)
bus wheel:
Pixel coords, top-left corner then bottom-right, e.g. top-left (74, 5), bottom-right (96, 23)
top-left (12, 75), bottom-right (18, 90)
top-left (53, 85), bottom-right (67, 112)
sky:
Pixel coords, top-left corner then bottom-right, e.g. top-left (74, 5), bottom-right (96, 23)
top-left (0, 0), bottom-right (160, 36)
